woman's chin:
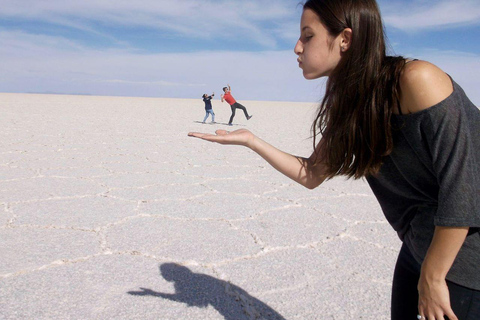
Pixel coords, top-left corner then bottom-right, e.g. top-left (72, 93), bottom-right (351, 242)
top-left (303, 72), bottom-right (323, 80)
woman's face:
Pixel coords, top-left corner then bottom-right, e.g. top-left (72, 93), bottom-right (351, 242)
top-left (294, 8), bottom-right (343, 79)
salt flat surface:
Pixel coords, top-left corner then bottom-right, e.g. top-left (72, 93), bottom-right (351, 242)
top-left (0, 93), bottom-right (401, 319)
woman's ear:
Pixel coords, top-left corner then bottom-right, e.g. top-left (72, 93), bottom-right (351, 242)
top-left (340, 28), bottom-right (352, 52)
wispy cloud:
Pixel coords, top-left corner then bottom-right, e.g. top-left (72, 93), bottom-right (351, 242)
top-left (0, 0), bottom-right (297, 49)
top-left (382, 0), bottom-right (480, 31)
top-left (2, 27), bottom-right (478, 105)
top-left (0, 27), bottom-right (319, 101)
top-left (0, 1), bottom-right (479, 105)
top-left (0, 30), bottom-right (88, 54)
top-left (96, 79), bottom-right (206, 87)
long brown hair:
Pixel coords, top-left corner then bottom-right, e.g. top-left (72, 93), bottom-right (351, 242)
top-left (304, 0), bottom-right (406, 179)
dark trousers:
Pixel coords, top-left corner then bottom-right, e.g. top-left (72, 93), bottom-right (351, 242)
top-left (228, 102), bottom-right (250, 124)
top-left (391, 244), bottom-right (480, 320)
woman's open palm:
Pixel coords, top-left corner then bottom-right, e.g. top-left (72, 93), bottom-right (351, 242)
top-left (188, 129), bottom-right (255, 147)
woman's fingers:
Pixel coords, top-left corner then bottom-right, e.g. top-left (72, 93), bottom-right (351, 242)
top-left (417, 305), bottom-right (458, 320)
top-left (188, 130), bottom-right (228, 138)
top-left (187, 132), bottom-right (218, 141)
top-left (187, 132), bottom-right (212, 138)
top-left (187, 131), bottom-right (229, 144)
top-left (188, 128), bottom-right (252, 146)
top-left (444, 308), bottom-right (458, 320)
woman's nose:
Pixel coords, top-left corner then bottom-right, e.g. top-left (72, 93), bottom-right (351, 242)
top-left (294, 39), bottom-right (302, 55)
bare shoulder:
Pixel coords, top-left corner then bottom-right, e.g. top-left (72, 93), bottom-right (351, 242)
top-left (399, 60), bottom-right (453, 114)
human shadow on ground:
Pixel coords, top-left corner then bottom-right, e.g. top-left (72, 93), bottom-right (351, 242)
top-left (128, 263), bottom-right (286, 320)
top-left (193, 121), bottom-right (245, 126)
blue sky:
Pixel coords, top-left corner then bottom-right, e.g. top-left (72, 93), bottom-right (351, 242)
top-left (0, 0), bottom-right (479, 104)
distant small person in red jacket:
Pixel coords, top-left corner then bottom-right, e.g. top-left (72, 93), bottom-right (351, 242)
top-left (221, 84), bottom-right (253, 126)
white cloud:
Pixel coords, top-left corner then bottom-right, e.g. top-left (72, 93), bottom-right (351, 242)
top-left (0, 30), bottom-right (88, 55)
top-left (382, 0), bottom-right (480, 31)
top-left (0, 20), bottom-right (478, 106)
top-left (96, 79), bottom-right (206, 87)
top-left (0, 29), bottom-right (320, 101)
top-left (0, 0), bottom-right (297, 48)
top-left (274, 21), bottom-right (302, 44)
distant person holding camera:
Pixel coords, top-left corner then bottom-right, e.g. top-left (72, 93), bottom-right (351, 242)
top-left (202, 93), bottom-right (215, 124)
top-left (221, 84), bottom-right (253, 126)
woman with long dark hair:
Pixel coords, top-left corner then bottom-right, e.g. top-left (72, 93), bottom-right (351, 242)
top-left (189, 0), bottom-right (480, 318)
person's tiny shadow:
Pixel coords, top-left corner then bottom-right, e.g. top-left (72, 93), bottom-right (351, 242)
top-left (193, 121), bottom-right (245, 126)
top-left (128, 263), bottom-right (286, 320)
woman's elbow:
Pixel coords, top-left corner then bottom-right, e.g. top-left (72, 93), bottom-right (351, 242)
top-left (303, 177), bottom-right (324, 190)
top-left (304, 183), bottom-right (317, 190)
top-left (301, 161), bottom-right (327, 189)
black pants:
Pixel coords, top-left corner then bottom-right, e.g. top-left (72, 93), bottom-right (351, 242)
top-left (228, 102), bottom-right (250, 124)
top-left (391, 244), bottom-right (480, 319)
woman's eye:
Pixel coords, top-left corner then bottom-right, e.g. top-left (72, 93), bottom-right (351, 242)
top-left (301, 35), bottom-right (313, 42)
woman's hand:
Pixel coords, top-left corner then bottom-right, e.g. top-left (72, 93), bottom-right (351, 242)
top-left (188, 129), bottom-right (255, 148)
top-left (417, 276), bottom-right (457, 320)
top-left (189, 128), bottom-right (326, 189)
top-left (416, 226), bottom-right (468, 320)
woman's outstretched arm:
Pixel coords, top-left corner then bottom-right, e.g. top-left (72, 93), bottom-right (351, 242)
top-left (188, 129), bottom-right (327, 189)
